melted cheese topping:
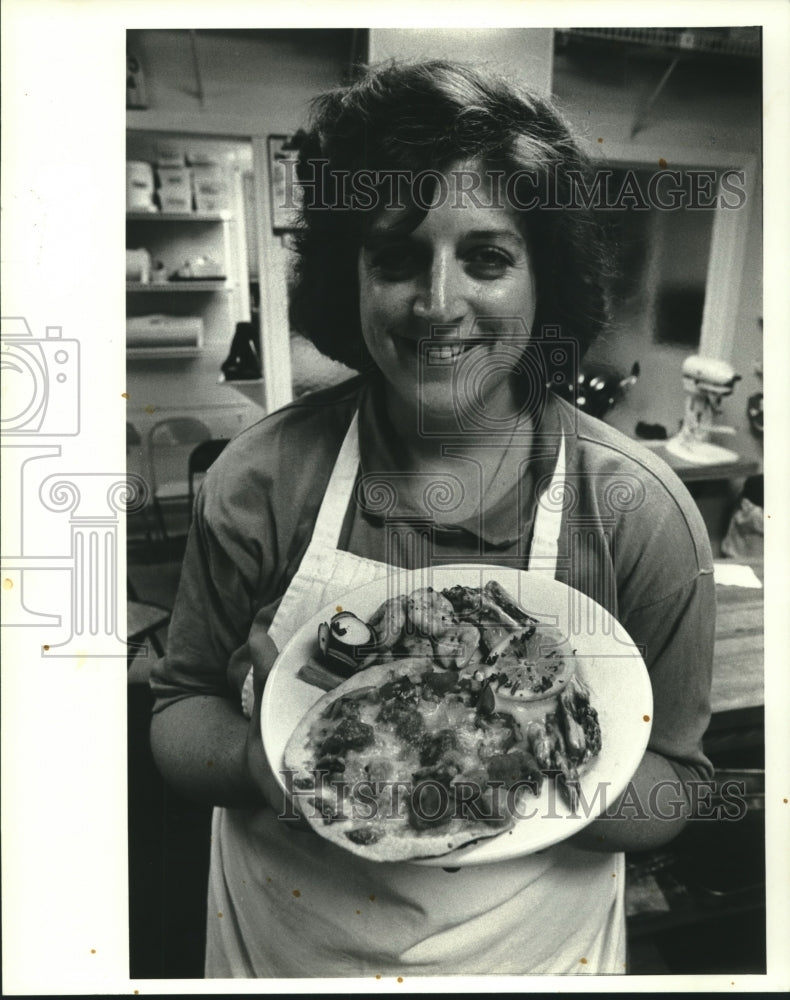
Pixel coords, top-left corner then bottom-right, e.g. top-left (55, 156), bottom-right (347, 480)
top-left (306, 682), bottom-right (522, 841)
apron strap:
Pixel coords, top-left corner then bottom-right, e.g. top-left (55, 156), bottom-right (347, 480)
top-left (309, 411), bottom-right (567, 575)
top-left (527, 435), bottom-right (566, 577)
top-left (242, 423), bottom-right (566, 717)
top-left (308, 411), bottom-right (360, 550)
top-left (240, 412), bottom-right (360, 719)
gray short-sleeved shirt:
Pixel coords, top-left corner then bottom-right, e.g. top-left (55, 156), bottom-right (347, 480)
top-left (152, 375), bottom-right (715, 787)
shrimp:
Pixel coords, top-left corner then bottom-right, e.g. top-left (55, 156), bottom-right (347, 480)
top-left (406, 587), bottom-right (456, 639)
top-left (395, 632), bottom-right (435, 658)
top-left (367, 595), bottom-right (408, 650)
top-left (433, 624), bottom-right (482, 669)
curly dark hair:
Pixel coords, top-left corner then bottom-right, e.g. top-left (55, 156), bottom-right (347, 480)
top-left (288, 59), bottom-right (611, 374)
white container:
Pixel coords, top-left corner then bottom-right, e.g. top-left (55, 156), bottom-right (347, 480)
top-left (126, 314), bottom-right (204, 348)
top-left (126, 248), bottom-right (152, 283)
top-left (186, 150), bottom-right (220, 166)
top-left (155, 144), bottom-right (186, 168)
top-left (156, 167), bottom-right (193, 213)
top-left (191, 165), bottom-right (229, 212)
top-left (126, 161), bottom-right (156, 212)
top-left (158, 194), bottom-right (192, 213)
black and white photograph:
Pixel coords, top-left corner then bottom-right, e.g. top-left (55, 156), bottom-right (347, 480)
top-left (2, 3), bottom-right (788, 994)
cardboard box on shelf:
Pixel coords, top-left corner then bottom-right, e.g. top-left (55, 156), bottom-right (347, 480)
top-left (191, 165), bottom-right (229, 212)
top-left (158, 195), bottom-right (192, 213)
top-left (186, 150), bottom-right (221, 167)
top-left (155, 144), bottom-right (186, 168)
top-left (156, 167), bottom-right (193, 213)
top-left (127, 161), bottom-right (157, 212)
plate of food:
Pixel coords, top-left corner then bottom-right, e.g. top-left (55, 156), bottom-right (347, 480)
top-left (261, 565), bottom-right (652, 866)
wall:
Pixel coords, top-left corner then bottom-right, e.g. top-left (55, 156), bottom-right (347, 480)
top-left (125, 130), bottom-right (258, 478)
top-left (552, 39), bottom-right (763, 466)
top-left (127, 28), bottom-right (764, 469)
top-left (367, 28), bottom-right (553, 93)
top-left (127, 29), bottom-right (357, 135)
top-left (368, 30), bottom-right (763, 466)
top-left (126, 29), bottom-right (357, 468)
top-left (125, 31), bottom-right (358, 520)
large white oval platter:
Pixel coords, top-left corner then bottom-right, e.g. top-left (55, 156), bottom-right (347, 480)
top-left (261, 564), bottom-right (652, 866)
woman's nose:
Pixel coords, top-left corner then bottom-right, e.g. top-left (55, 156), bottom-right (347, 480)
top-left (413, 255), bottom-right (466, 324)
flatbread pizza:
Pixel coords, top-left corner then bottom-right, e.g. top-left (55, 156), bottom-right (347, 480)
top-left (282, 580), bottom-right (602, 863)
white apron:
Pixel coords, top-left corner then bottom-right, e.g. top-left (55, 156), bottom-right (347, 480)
top-left (206, 414), bottom-right (626, 978)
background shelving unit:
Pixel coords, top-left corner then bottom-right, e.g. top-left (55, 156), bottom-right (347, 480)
top-left (126, 346), bottom-right (205, 361)
top-left (126, 281), bottom-right (233, 292)
top-left (127, 210), bottom-right (232, 222)
top-left (125, 133), bottom-right (262, 512)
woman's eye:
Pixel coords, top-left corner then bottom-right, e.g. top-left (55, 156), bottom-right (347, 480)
top-left (465, 247), bottom-right (513, 277)
top-left (369, 246), bottom-right (420, 280)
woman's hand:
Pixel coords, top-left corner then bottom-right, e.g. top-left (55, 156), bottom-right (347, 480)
top-left (241, 615), bottom-right (306, 823)
top-left (150, 617), bottom-right (305, 816)
top-left (150, 609), bottom-right (306, 821)
top-left (569, 750), bottom-right (692, 853)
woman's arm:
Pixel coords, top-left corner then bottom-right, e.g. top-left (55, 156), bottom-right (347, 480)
top-left (571, 750), bottom-right (700, 852)
top-left (572, 570), bottom-right (717, 853)
top-left (150, 618), bottom-right (296, 815)
top-left (147, 463), bottom-right (287, 810)
top-left (150, 694), bottom-right (260, 807)
top-left (148, 405), bottom-right (349, 813)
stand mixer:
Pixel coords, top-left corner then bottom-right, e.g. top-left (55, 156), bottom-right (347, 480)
top-left (665, 354), bottom-right (742, 465)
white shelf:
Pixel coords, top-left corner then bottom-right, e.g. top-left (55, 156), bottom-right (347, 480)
top-left (218, 375), bottom-right (267, 410)
top-left (126, 281), bottom-right (231, 292)
top-left (126, 210), bottom-right (231, 222)
top-left (126, 131), bottom-right (257, 418)
top-left (127, 346), bottom-right (205, 360)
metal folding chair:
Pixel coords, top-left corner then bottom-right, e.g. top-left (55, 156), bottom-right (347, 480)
top-left (127, 576), bottom-right (171, 671)
top-left (145, 417), bottom-right (212, 540)
top-left (187, 438), bottom-right (231, 526)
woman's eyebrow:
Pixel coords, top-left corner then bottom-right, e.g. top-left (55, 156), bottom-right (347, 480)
top-left (462, 229), bottom-right (525, 246)
top-left (362, 231), bottom-right (402, 249)
top-left (363, 227), bottom-right (525, 250)
top-left (362, 224), bottom-right (417, 249)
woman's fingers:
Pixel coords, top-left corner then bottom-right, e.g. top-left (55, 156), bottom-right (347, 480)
top-left (249, 626), bottom-right (279, 705)
top-left (227, 642), bottom-right (254, 699)
top-left (245, 701), bottom-right (309, 827)
top-left (226, 609), bottom-right (280, 709)
top-left (241, 616), bottom-right (308, 825)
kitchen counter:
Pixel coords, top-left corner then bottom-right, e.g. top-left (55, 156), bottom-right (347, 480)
top-left (710, 560), bottom-right (764, 713)
top-left (640, 442), bottom-right (761, 557)
top-left (625, 559), bottom-right (766, 973)
top-left (127, 541), bottom-right (766, 975)
top-left (645, 444), bottom-right (759, 485)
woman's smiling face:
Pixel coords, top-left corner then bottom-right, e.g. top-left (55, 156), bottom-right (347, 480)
top-left (357, 164), bottom-right (537, 428)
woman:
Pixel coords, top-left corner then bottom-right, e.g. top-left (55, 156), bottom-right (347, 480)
top-left (150, 61), bottom-right (715, 977)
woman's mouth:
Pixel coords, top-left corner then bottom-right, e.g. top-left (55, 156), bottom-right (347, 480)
top-left (397, 337), bottom-right (475, 365)
top-left (427, 342), bottom-right (468, 363)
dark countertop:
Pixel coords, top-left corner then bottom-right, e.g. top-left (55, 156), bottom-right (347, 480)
top-left (638, 441), bottom-right (760, 484)
top-left (710, 560), bottom-right (764, 713)
top-left (625, 559), bottom-right (765, 972)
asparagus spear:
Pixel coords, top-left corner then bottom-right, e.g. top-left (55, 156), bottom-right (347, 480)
top-left (545, 713), bottom-right (581, 811)
top-left (559, 673), bottom-right (602, 762)
top-left (484, 580), bottom-right (540, 627)
top-left (526, 720), bottom-right (553, 771)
